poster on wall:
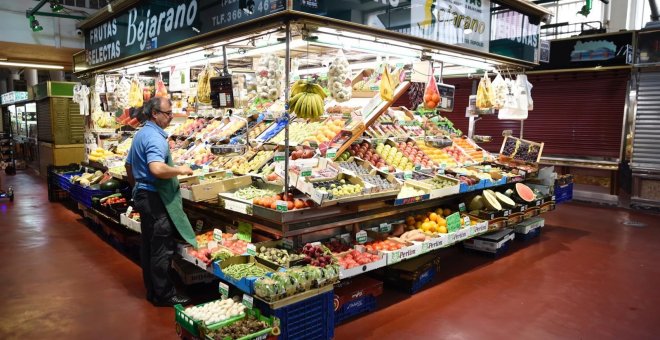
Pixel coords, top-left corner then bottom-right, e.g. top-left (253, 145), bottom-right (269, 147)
top-left (535, 31), bottom-right (633, 70)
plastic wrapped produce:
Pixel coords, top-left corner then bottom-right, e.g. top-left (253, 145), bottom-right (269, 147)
top-left (115, 76), bottom-right (131, 109)
top-left (327, 50), bottom-right (352, 102)
top-left (254, 277), bottom-right (285, 300)
top-left (256, 54), bottom-right (284, 101)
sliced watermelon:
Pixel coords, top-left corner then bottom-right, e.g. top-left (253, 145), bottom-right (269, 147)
top-left (515, 183), bottom-right (536, 202)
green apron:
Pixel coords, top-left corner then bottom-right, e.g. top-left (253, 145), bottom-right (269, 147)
top-left (154, 151), bottom-right (198, 248)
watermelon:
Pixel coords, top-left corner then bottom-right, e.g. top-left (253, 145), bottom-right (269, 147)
top-left (515, 183), bottom-right (536, 202)
top-left (100, 179), bottom-right (122, 191)
top-left (482, 190), bottom-right (502, 211)
top-left (495, 192), bottom-right (516, 208)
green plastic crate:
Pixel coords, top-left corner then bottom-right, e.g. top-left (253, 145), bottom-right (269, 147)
top-left (175, 300), bottom-right (245, 338)
top-left (205, 308), bottom-right (279, 340)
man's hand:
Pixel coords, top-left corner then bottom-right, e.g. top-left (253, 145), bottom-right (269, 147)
top-left (177, 165), bottom-right (194, 176)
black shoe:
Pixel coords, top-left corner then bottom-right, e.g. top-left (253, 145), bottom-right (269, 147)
top-left (152, 294), bottom-right (191, 307)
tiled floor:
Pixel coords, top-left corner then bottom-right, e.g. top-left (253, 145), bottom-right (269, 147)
top-left (1, 171), bottom-right (659, 339)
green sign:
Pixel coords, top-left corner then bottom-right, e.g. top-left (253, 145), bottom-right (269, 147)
top-left (458, 203), bottom-right (466, 213)
top-left (276, 200), bottom-right (288, 212)
top-left (213, 228), bottom-right (223, 242)
top-left (446, 212), bottom-right (461, 233)
top-left (414, 164), bottom-right (422, 171)
top-left (236, 222), bottom-right (252, 242)
top-left (219, 282), bottom-right (229, 299)
top-left (242, 294), bottom-right (253, 309)
top-left (274, 152), bottom-right (286, 162)
top-left (247, 243), bottom-right (257, 256)
top-left (379, 223), bottom-right (392, 233)
top-left (301, 167), bottom-right (312, 177)
top-left (326, 148), bottom-right (337, 159)
top-left (403, 171), bottom-right (413, 180)
top-left (82, 0), bottom-right (285, 67)
top-left (356, 230), bottom-right (367, 244)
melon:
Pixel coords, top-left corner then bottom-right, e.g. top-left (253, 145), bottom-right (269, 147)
top-left (495, 192), bottom-right (516, 208)
top-left (504, 189), bottom-right (514, 197)
top-left (468, 195), bottom-right (484, 211)
top-left (482, 190), bottom-right (502, 211)
top-left (515, 183), bottom-right (536, 202)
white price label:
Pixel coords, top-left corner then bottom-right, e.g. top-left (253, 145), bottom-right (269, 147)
top-left (213, 228), bottom-right (223, 241)
top-left (219, 282), bottom-right (229, 299)
top-left (504, 210), bottom-right (510, 217)
top-left (247, 243), bottom-right (256, 255)
top-left (379, 223), bottom-right (392, 233)
top-left (356, 230), bottom-right (368, 244)
top-left (125, 206), bottom-right (133, 215)
top-left (463, 216), bottom-right (471, 227)
top-left (242, 294), bottom-right (253, 309)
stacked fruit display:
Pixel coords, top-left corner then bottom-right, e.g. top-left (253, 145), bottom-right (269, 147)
top-left (223, 238), bottom-right (249, 255)
top-left (360, 174), bottom-right (397, 191)
top-left (337, 161), bottom-right (370, 175)
top-left (443, 145), bottom-right (472, 164)
top-left (183, 299), bottom-right (246, 326)
top-left (196, 119), bottom-right (225, 139)
top-left (301, 243), bottom-right (335, 268)
top-left (232, 150), bottom-right (273, 175)
top-left (270, 121), bottom-right (322, 145)
top-left (363, 239), bottom-right (404, 252)
top-left (208, 119), bottom-right (246, 141)
top-left (248, 121), bottom-right (270, 140)
top-left (313, 179), bottom-right (364, 199)
top-left (397, 184), bottom-right (428, 198)
top-left (171, 118), bottom-right (207, 136)
top-left (375, 142), bottom-right (415, 171)
top-left (313, 118), bottom-right (345, 144)
top-left (324, 239), bottom-right (352, 253)
top-left (421, 176), bottom-right (458, 190)
top-left (338, 250), bottom-right (381, 269)
top-left (405, 210), bottom-right (449, 234)
top-left (395, 141), bottom-right (433, 168)
top-left (290, 147), bottom-right (315, 160)
top-left (454, 137), bottom-right (489, 161)
top-left (346, 142), bottom-right (392, 171)
top-left (252, 192), bottom-right (314, 211)
top-left (416, 143), bottom-right (458, 167)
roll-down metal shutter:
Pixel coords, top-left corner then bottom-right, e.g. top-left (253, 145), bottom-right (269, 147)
top-left (632, 70), bottom-right (660, 170)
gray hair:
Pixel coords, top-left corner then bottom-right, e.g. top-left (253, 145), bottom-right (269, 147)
top-left (142, 97), bottom-right (172, 121)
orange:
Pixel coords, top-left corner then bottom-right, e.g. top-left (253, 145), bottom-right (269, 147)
top-left (429, 213), bottom-right (439, 222)
top-left (437, 218), bottom-right (447, 227)
top-left (406, 216), bottom-right (416, 226)
top-left (438, 226), bottom-right (448, 234)
top-left (435, 208), bottom-right (444, 216)
top-left (424, 218), bottom-right (430, 223)
top-left (415, 214), bottom-right (425, 222)
top-left (443, 208), bottom-right (452, 217)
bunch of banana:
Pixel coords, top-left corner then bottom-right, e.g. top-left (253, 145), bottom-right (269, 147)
top-left (288, 80), bottom-right (327, 120)
top-left (128, 77), bottom-right (143, 107)
top-left (197, 66), bottom-right (216, 105)
top-left (380, 64), bottom-right (394, 102)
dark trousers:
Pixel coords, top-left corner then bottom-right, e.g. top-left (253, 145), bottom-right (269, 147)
top-left (133, 189), bottom-right (177, 302)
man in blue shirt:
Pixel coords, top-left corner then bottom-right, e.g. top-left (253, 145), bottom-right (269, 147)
top-left (125, 97), bottom-right (193, 306)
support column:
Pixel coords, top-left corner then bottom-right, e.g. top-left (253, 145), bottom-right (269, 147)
top-left (49, 70), bottom-right (65, 81)
top-left (0, 78), bottom-right (7, 94)
top-left (24, 68), bottom-right (38, 87)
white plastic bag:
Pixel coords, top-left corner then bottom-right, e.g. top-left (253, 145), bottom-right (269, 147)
top-left (327, 50), bottom-right (352, 102)
top-left (491, 72), bottom-right (507, 110)
top-left (498, 76), bottom-right (528, 120)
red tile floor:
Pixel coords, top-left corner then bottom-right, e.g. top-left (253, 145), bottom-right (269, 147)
top-left (1, 171), bottom-right (659, 339)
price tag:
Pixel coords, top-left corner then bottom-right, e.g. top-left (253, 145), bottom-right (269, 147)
top-left (552, 195), bottom-right (556, 201)
top-left (379, 223), bottom-right (392, 233)
top-left (463, 216), bottom-right (471, 227)
top-left (503, 210), bottom-right (510, 217)
top-left (356, 230), bottom-right (368, 244)
top-left (414, 164), bottom-right (422, 171)
top-left (225, 170), bottom-right (233, 178)
top-left (282, 238), bottom-right (294, 250)
top-left (301, 167), bottom-right (312, 177)
top-left (213, 228), bottom-right (223, 242)
top-left (521, 204), bottom-right (528, 211)
top-left (380, 167), bottom-right (389, 174)
top-left (195, 220), bottom-right (204, 233)
top-left (458, 202), bottom-right (466, 212)
top-left (326, 148), bottom-right (337, 159)
top-left (535, 200), bottom-right (541, 207)
top-left (311, 241), bottom-right (322, 247)
top-left (125, 206), bottom-right (133, 216)
top-left (219, 282), bottom-right (229, 299)
top-left (236, 222), bottom-right (252, 242)
top-left (520, 170), bottom-right (527, 177)
top-left (403, 171), bottom-right (413, 180)
top-left (247, 243), bottom-right (256, 256)
top-left (446, 212), bottom-right (461, 233)
top-left (242, 294), bottom-right (253, 309)
top-left (274, 152), bottom-right (285, 162)
top-left (276, 200), bottom-right (288, 212)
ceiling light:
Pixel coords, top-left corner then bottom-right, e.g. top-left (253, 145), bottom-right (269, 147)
top-left (0, 61), bottom-right (63, 69)
top-left (29, 16), bottom-right (43, 32)
top-left (50, 1), bottom-right (64, 13)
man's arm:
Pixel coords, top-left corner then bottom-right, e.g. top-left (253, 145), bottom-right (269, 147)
top-left (149, 162), bottom-right (193, 179)
top-left (125, 163), bottom-right (135, 187)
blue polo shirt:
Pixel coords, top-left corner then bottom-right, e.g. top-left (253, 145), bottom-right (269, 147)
top-left (126, 121), bottom-right (169, 192)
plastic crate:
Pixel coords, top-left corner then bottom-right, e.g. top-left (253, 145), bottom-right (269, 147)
top-left (554, 183), bottom-right (573, 204)
top-left (52, 171), bottom-right (80, 191)
top-left (69, 184), bottom-right (128, 208)
top-left (258, 289), bottom-right (335, 340)
top-left (517, 227), bottom-right (541, 241)
top-left (335, 294), bottom-right (377, 324)
top-left (378, 253), bottom-right (440, 294)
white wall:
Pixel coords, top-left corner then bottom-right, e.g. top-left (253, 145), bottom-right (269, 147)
top-left (0, 1), bottom-right (85, 49)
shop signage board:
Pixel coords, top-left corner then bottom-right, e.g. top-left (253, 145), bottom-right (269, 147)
top-left (1, 92), bottom-right (29, 105)
top-left (489, 5), bottom-right (540, 63)
top-left (294, 0), bottom-right (491, 53)
top-left (534, 31), bottom-right (634, 70)
top-left (83, 0), bottom-right (286, 67)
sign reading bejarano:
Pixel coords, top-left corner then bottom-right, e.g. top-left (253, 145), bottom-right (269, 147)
top-left (85, 0), bottom-right (285, 66)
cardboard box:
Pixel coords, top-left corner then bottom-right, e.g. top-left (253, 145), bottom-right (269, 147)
top-left (448, 228), bottom-right (471, 244)
top-left (419, 233), bottom-right (449, 253)
top-left (394, 181), bottom-right (431, 206)
top-left (179, 171), bottom-right (230, 202)
top-left (381, 242), bottom-right (423, 265)
top-left (463, 229), bottom-right (515, 253)
top-left (336, 250), bottom-right (387, 279)
top-left (420, 175), bottom-right (461, 199)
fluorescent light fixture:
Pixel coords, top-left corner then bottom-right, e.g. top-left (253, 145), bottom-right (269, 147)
top-left (431, 53), bottom-right (495, 70)
top-left (442, 67), bottom-right (478, 76)
top-left (0, 61), bottom-right (63, 69)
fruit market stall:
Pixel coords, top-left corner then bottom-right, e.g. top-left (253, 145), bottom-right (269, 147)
top-left (61, 0), bottom-right (557, 338)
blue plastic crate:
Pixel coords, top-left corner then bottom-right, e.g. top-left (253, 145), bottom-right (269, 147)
top-left (517, 227), bottom-right (542, 241)
top-left (335, 294), bottom-right (377, 324)
top-left (555, 183), bottom-right (573, 204)
top-left (53, 172), bottom-right (81, 191)
top-left (464, 239), bottom-right (512, 258)
top-left (258, 289), bottom-right (335, 340)
top-left (69, 183), bottom-right (118, 208)
top-left (410, 266), bottom-right (436, 294)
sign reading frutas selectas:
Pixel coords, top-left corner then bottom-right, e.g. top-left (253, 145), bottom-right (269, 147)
top-left (84, 0), bottom-right (285, 66)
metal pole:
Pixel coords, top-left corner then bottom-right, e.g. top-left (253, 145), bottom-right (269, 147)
top-left (284, 22), bottom-right (291, 197)
top-left (520, 120), bottom-right (524, 139)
